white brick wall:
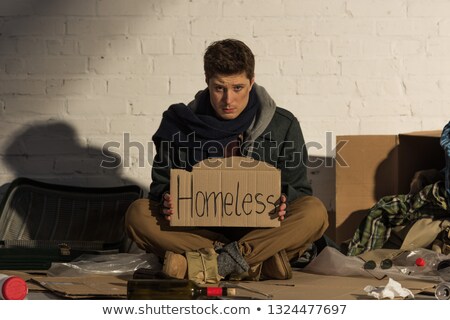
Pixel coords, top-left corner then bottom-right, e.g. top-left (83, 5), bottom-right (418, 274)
top-left (1, 0), bottom-right (450, 211)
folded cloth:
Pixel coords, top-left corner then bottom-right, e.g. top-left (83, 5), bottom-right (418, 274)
top-left (347, 181), bottom-right (449, 256)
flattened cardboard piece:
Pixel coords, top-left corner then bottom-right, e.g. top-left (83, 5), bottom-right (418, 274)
top-left (170, 156), bottom-right (281, 227)
top-left (31, 275), bottom-right (127, 298)
top-left (334, 130), bottom-right (444, 245)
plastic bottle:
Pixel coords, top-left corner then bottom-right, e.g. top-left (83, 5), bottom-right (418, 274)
top-left (435, 282), bottom-right (450, 300)
top-left (127, 279), bottom-right (236, 300)
top-left (0, 274), bottom-right (28, 300)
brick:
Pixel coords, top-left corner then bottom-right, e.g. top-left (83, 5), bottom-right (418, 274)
top-left (170, 76), bottom-right (205, 95)
top-left (439, 19), bottom-right (450, 36)
top-left (142, 37), bottom-right (172, 55)
top-left (403, 77), bottom-right (440, 97)
top-left (25, 57), bottom-right (87, 74)
top-left (188, 0), bottom-right (222, 16)
top-left (282, 59), bottom-right (340, 76)
top-left (300, 40), bottom-right (331, 58)
top-left (355, 78), bottom-right (404, 97)
top-left (314, 19), bottom-right (375, 36)
top-left (173, 37), bottom-right (205, 55)
top-left (331, 39), bottom-right (362, 58)
top-left (3, 97), bottom-right (65, 115)
top-left (47, 39), bottom-right (77, 55)
top-left (254, 18), bottom-right (313, 37)
top-left (267, 39), bottom-right (298, 56)
top-left (67, 18), bottom-right (128, 35)
top-left (109, 37), bottom-right (141, 56)
top-left (65, 117), bottom-right (109, 134)
top-left (284, 0), bottom-right (346, 17)
top-left (377, 19), bottom-right (437, 36)
top-left (89, 56), bottom-right (152, 75)
top-left (33, 0), bottom-right (96, 16)
top-left (283, 96), bottom-right (350, 116)
top-left (1, 156), bottom-right (55, 175)
top-left (350, 98), bottom-right (411, 116)
top-left (4, 58), bottom-right (25, 74)
top-left (342, 59), bottom-right (399, 77)
top-left (422, 117), bottom-right (450, 131)
top-left (191, 18), bottom-right (254, 37)
top-left (93, 79), bottom-right (108, 95)
top-left (362, 38), bottom-right (392, 57)
top-left (298, 76), bottom-right (356, 95)
top-left (408, 0), bottom-right (450, 17)
top-left (129, 95), bottom-right (192, 116)
top-left (255, 57), bottom-right (280, 75)
top-left (223, 0), bottom-right (284, 17)
top-left (54, 157), bottom-right (105, 174)
top-left (78, 38), bottom-right (110, 55)
top-left (46, 79), bottom-right (92, 95)
top-left (404, 58), bottom-right (450, 75)
top-left (153, 55), bottom-right (203, 75)
top-left (0, 79), bottom-right (46, 95)
top-left (97, 0), bottom-right (158, 16)
top-left (0, 39), bottom-right (17, 54)
top-left (107, 77), bottom-right (169, 96)
top-left (68, 98), bottom-right (128, 115)
top-left (393, 40), bottom-right (424, 56)
top-left (426, 38), bottom-right (450, 56)
top-left (129, 18), bottom-right (190, 36)
top-left (254, 76), bottom-right (297, 95)
top-left (410, 100), bottom-right (450, 117)
top-left (0, 17), bottom-right (65, 36)
top-left (0, 0), bottom-right (33, 16)
top-left (159, 1), bottom-right (189, 16)
top-left (347, 0), bottom-right (406, 17)
top-left (17, 38), bottom-right (47, 55)
top-left (110, 116), bottom-right (161, 135)
top-left (359, 117), bottom-right (420, 134)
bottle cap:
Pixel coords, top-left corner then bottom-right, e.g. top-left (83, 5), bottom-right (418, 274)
top-left (2, 276), bottom-right (28, 300)
top-left (415, 257), bottom-right (426, 267)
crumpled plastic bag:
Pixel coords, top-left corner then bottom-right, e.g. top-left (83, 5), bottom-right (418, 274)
top-left (47, 253), bottom-right (161, 277)
top-left (364, 278), bottom-right (414, 299)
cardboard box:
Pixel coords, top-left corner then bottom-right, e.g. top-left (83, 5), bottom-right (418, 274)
top-left (170, 156), bottom-right (281, 227)
top-left (333, 130), bottom-right (444, 245)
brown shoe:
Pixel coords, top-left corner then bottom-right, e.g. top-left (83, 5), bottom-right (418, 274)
top-left (261, 250), bottom-right (292, 280)
top-left (162, 251), bottom-right (187, 279)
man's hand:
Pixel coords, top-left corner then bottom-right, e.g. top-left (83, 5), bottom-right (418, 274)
top-left (278, 194), bottom-right (287, 221)
top-left (162, 192), bottom-right (173, 221)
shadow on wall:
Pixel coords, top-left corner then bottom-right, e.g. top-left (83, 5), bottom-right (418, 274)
top-left (0, 121), bottom-right (142, 199)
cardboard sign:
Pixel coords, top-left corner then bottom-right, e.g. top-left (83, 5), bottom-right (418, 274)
top-left (170, 156), bottom-right (281, 227)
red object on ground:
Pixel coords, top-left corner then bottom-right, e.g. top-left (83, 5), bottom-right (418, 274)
top-left (415, 257), bottom-right (426, 267)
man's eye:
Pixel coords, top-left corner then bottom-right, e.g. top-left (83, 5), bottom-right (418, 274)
top-left (215, 86), bottom-right (224, 92)
top-left (234, 86), bottom-right (243, 91)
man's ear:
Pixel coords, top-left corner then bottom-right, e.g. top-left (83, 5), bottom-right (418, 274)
top-left (250, 77), bottom-right (255, 88)
top-left (205, 76), bottom-right (209, 85)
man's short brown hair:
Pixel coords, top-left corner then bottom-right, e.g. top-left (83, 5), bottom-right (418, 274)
top-left (204, 39), bottom-right (255, 81)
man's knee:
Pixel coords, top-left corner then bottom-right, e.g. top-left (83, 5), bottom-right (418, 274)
top-left (290, 195), bottom-right (329, 230)
top-left (125, 198), bottom-right (151, 229)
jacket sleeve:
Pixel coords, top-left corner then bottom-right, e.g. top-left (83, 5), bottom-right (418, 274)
top-left (279, 117), bottom-right (312, 202)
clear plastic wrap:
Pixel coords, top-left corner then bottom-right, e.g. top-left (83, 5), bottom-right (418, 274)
top-left (47, 253), bottom-right (161, 277)
top-left (303, 247), bottom-right (450, 282)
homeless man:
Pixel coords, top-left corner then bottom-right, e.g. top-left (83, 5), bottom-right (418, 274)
top-left (125, 39), bottom-right (329, 281)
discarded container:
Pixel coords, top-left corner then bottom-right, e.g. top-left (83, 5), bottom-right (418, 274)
top-left (435, 282), bottom-right (450, 300)
top-left (0, 274), bottom-right (28, 300)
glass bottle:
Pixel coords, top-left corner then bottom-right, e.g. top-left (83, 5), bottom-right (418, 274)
top-left (127, 279), bottom-right (236, 300)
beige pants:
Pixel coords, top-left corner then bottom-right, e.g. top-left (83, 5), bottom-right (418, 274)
top-left (125, 195), bottom-right (329, 266)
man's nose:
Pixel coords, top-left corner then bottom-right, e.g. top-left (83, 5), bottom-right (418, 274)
top-left (223, 90), bottom-right (233, 105)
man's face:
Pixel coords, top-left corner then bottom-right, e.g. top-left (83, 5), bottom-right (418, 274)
top-left (207, 72), bottom-right (255, 120)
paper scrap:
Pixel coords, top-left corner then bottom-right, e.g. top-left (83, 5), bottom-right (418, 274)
top-left (364, 278), bottom-right (414, 299)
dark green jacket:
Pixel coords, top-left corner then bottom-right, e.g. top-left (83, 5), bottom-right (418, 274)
top-left (149, 84), bottom-right (312, 203)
